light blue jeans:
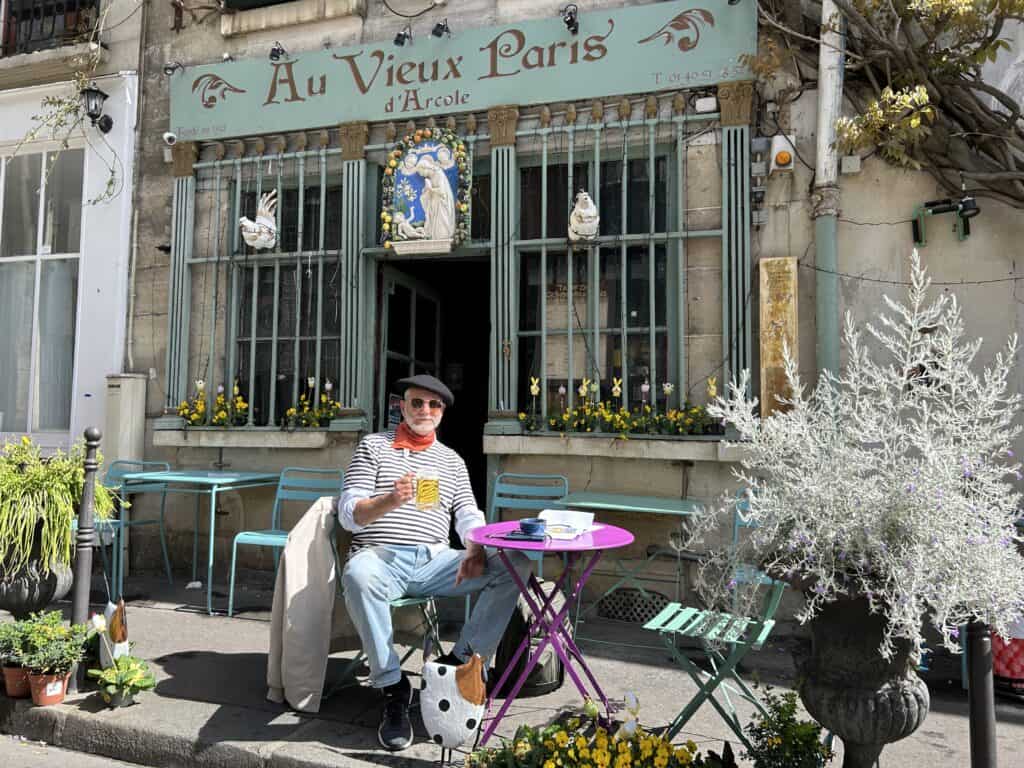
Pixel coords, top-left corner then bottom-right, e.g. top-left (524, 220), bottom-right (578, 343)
top-left (342, 544), bottom-right (531, 688)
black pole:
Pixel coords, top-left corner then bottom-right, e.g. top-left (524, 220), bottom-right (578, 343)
top-left (69, 427), bottom-right (101, 693)
top-left (967, 620), bottom-right (997, 768)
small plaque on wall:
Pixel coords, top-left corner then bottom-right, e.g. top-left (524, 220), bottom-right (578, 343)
top-left (759, 257), bottom-right (798, 417)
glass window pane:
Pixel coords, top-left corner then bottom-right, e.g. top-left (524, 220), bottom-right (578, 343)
top-left (599, 249), bottom-right (621, 331)
top-left (37, 260), bottom-right (78, 429)
top-left (518, 163), bottom-right (589, 241)
top-left (0, 262), bottom-right (35, 431)
top-left (323, 260), bottom-right (342, 335)
top-left (2, 154), bottom-right (41, 258)
top-left (471, 173), bottom-right (490, 242)
top-left (255, 266), bottom-right (275, 337)
top-left (299, 264), bottom-right (318, 337)
top-left (275, 339), bottom-right (295, 421)
top-left (42, 150), bottom-right (84, 254)
top-left (519, 251), bottom-right (541, 332)
top-left (251, 340), bottom-right (272, 425)
top-left (278, 267), bottom-right (296, 337)
top-left (237, 266), bottom-right (254, 338)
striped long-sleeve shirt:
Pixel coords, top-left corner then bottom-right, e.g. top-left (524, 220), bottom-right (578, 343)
top-left (338, 431), bottom-right (485, 554)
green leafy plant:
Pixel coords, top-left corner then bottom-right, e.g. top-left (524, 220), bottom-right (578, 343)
top-left (0, 619), bottom-right (26, 665)
top-left (20, 611), bottom-right (88, 676)
top-left (744, 689), bottom-right (833, 768)
top-left (0, 436), bottom-right (118, 578)
top-left (281, 379), bottom-right (344, 428)
top-left (87, 655), bottom-right (157, 703)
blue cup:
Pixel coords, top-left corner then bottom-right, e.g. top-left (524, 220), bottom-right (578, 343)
top-left (519, 517), bottom-right (546, 536)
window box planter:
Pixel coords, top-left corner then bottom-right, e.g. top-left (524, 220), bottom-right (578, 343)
top-left (153, 427), bottom-right (330, 449)
top-left (483, 432), bottom-right (744, 463)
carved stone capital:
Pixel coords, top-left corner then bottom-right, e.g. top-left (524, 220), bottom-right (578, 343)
top-left (171, 142), bottom-right (198, 177)
top-left (718, 80), bottom-right (754, 126)
top-left (339, 121), bottom-right (369, 160)
top-left (487, 105), bottom-right (519, 147)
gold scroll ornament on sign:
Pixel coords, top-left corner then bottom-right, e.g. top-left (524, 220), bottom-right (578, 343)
top-left (759, 257), bottom-right (798, 417)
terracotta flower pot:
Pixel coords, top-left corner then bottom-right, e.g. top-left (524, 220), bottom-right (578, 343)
top-left (27, 672), bottom-right (70, 706)
top-left (2, 664), bottom-right (30, 698)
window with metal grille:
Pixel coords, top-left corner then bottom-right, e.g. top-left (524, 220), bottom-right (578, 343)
top-left (1, 0), bottom-right (99, 58)
top-left (514, 114), bottom-right (720, 426)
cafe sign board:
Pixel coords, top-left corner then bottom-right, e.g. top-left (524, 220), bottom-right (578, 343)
top-left (170, 0), bottom-right (756, 141)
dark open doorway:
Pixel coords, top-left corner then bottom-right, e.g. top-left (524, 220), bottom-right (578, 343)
top-left (375, 257), bottom-right (491, 509)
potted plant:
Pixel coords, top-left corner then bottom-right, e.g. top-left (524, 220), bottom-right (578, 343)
top-left (0, 619), bottom-right (29, 698)
top-left (689, 253), bottom-right (1024, 768)
top-left (0, 437), bottom-right (118, 618)
top-left (20, 611), bottom-right (87, 706)
top-left (87, 655), bottom-right (156, 708)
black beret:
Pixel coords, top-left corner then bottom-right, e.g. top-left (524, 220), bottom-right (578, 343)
top-left (394, 374), bottom-right (454, 407)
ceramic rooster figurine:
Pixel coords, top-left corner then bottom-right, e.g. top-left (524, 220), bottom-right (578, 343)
top-left (239, 189), bottom-right (278, 250)
top-left (568, 190), bottom-right (599, 242)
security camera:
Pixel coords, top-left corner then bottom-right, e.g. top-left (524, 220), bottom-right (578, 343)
top-left (162, 131), bottom-right (177, 146)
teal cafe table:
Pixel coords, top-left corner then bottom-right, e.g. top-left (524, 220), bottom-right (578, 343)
top-left (120, 469), bottom-right (281, 614)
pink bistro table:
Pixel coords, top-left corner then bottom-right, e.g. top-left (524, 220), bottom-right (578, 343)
top-left (466, 520), bottom-right (635, 745)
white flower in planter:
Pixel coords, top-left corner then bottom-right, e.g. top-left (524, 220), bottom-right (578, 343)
top-left (689, 251), bottom-right (1024, 659)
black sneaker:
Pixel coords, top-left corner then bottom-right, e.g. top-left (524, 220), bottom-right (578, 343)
top-left (378, 675), bottom-right (414, 751)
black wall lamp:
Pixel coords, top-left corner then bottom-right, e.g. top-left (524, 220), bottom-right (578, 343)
top-left (394, 25), bottom-right (413, 46)
top-left (269, 41), bottom-right (288, 62)
top-left (79, 83), bottom-right (113, 134)
top-left (912, 181), bottom-right (980, 246)
top-left (431, 19), bottom-right (451, 38)
top-left (560, 4), bottom-right (579, 34)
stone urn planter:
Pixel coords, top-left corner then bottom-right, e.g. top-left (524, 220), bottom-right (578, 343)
top-left (799, 596), bottom-right (930, 768)
top-left (0, 520), bottom-right (74, 619)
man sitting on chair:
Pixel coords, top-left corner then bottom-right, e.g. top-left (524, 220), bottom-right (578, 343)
top-left (339, 374), bottom-right (528, 751)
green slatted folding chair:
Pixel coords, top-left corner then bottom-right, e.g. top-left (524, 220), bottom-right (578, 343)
top-left (227, 467), bottom-right (343, 617)
top-left (643, 579), bottom-right (786, 750)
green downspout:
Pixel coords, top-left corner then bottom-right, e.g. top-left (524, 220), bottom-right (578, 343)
top-left (813, 0), bottom-right (845, 375)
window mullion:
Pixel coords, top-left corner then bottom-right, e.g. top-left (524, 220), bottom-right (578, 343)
top-left (205, 161), bottom-right (223, 425)
top-left (314, 150), bottom-right (326, 401)
top-left (540, 128), bottom-right (548, 424)
top-left (619, 125), bottom-right (629, 411)
top-left (566, 128), bottom-right (574, 413)
top-left (293, 155), bottom-right (305, 410)
top-left (28, 152), bottom-right (47, 432)
top-left (648, 119), bottom-right (657, 412)
top-left (246, 267), bottom-right (258, 426)
top-left (676, 118), bottom-right (687, 409)
top-left (226, 159), bottom-right (242, 392)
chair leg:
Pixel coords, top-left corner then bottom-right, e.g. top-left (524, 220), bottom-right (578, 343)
top-left (158, 492), bottom-right (174, 585)
top-left (192, 495), bottom-right (201, 583)
top-left (228, 539), bottom-right (240, 617)
top-left (116, 516), bottom-right (126, 601)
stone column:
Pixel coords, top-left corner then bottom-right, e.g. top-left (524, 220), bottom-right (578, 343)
top-left (338, 122), bottom-right (368, 419)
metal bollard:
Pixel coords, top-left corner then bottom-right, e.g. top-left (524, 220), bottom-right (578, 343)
top-left (967, 619), bottom-right (997, 768)
top-left (69, 427), bottom-right (101, 693)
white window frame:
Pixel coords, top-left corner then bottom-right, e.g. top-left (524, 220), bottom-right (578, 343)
top-left (0, 146), bottom-right (86, 442)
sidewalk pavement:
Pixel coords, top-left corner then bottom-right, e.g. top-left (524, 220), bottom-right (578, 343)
top-left (1, 575), bottom-right (1022, 767)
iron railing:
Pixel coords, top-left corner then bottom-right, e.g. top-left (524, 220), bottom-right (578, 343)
top-left (1, 0), bottom-right (99, 58)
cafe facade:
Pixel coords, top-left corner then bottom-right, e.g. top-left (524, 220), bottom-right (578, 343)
top-left (133, 0), bottom-right (1024, 611)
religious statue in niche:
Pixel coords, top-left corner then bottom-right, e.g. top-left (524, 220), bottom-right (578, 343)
top-left (381, 127), bottom-right (471, 255)
top-left (239, 189), bottom-right (278, 250)
top-left (568, 189), bottom-right (600, 243)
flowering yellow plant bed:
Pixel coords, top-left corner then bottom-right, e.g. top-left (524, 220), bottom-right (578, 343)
top-left (468, 702), bottom-right (737, 768)
top-left (177, 380), bottom-right (249, 427)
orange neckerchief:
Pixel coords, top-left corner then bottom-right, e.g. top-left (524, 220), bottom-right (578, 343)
top-left (392, 421), bottom-right (435, 452)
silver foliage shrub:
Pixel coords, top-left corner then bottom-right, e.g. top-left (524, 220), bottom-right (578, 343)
top-left (691, 251), bottom-right (1024, 659)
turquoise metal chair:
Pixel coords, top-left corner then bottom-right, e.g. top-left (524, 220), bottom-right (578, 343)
top-left (102, 460), bottom-right (173, 599)
top-left (227, 467), bottom-right (343, 617)
top-left (325, 516), bottom-right (444, 696)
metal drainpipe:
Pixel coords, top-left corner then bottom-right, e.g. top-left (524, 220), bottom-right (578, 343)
top-left (813, 0), bottom-right (845, 375)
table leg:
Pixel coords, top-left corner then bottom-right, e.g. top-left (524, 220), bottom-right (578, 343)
top-left (480, 550), bottom-right (608, 745)
top-left (207, 487), bottom-right (218, 615)
top-left (192, 494), bottom-right (200, 583)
